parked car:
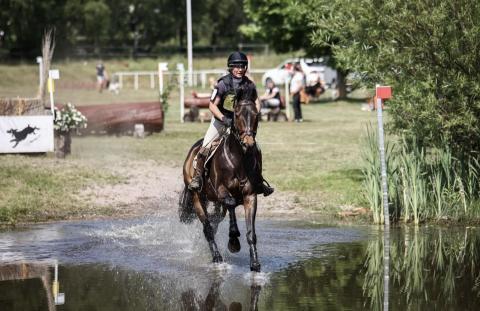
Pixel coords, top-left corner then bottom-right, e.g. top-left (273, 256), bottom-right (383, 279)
top-left (261, 58), bottom-right (338, 88)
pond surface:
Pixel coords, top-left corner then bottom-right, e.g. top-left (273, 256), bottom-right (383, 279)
top-left (1, 216), bottom-right (480, 310)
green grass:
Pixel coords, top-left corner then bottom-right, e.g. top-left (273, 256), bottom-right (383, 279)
top-left (0, 155), bottom-right (122, 224)
top-left (0, 56), bottom-right (375, 224)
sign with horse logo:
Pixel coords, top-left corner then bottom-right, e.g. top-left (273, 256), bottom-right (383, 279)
top-left (0, 116), bottom-right (54, 153)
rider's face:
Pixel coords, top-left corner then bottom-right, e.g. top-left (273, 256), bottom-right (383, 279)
top-left (231, 65), bottom-right (246, 78)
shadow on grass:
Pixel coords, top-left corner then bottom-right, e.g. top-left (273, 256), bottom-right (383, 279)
top-left (308, 96), bottom-right (368, 105)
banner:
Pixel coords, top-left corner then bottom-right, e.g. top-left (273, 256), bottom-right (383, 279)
top-left (0, 116), bottom-right (54, 153)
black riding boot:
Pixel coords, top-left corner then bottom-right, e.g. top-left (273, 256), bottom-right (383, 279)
top-left (260, 178), bottom-right (274, 197)
top-left (188, 148), bottom-right (208, 191)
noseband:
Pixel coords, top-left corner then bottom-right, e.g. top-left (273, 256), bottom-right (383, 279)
top-left (232, 101), bottom-right (257, 148)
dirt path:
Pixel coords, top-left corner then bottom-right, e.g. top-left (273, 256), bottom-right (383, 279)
top-left (79, 160), bottom-right (306, 219)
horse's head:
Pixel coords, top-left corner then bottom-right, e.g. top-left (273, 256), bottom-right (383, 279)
top-left (233, 86), bottom-right (259, 152)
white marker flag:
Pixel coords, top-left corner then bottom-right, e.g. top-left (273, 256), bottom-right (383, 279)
top-left (0, 116), bottom-right (54, 153)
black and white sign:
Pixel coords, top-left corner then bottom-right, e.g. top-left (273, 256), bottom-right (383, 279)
top-left (0, 116), bottom-right (54, 153)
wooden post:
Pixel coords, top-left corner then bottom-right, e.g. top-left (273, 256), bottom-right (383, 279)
top-left (150, 73), bottom-right (155, 89)
top-left (177, 64), bottom-right (185, 123)
top-left (134, 73), bottom-right (139, 90)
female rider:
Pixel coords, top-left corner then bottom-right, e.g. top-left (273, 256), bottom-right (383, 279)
top-left (188, 51), bottom-right (274, 197)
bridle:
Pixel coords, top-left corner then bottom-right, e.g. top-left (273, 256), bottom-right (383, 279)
top-left (231, 100), bottom-right (257, 149)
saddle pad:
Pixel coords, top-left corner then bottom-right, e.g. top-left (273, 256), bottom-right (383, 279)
top-left (204, 136), bottom-right (225, 168)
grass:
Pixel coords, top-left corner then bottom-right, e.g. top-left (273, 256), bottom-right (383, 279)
top-left (0, 55), bottom-right (375, 224)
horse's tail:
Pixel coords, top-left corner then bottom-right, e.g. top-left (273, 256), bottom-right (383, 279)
top-left (178, 186), bottom-right (196, 224)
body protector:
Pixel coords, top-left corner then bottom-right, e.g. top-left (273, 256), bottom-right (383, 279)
top-left (212, 74), bottom-right (257, 121)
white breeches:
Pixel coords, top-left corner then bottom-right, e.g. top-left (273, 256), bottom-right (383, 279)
top-left (202, 117), bottom-right (226, 148)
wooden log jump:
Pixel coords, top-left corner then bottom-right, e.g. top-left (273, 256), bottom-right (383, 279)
top-left (61, 101), bottom-right (164, 134)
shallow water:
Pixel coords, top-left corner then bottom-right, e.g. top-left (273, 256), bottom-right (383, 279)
top-left (1, 216), bottom-right (479, 310)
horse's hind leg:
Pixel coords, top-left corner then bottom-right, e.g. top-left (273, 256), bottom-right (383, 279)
top-left (192, 193), bottom-right (223, 263)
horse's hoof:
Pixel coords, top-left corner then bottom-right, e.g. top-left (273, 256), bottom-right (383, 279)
top-left (229, 227), bottom-right (240, 238)
top-left (212, 253), bottom-right (223, 263)
top-left (250, 262), bottom-right (261, 272)
top-left (224, 196), bottom-right (236, 207)
top-left (228, 237), bottom-right (241, 253)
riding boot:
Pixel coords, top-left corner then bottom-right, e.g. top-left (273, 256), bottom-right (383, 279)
top-left (260, 178), bottom-right (274, 197)
top-left (188, 148), bottom-right (208, 191)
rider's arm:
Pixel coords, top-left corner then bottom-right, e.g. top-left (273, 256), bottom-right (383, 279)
top-left (209, 96), bottom-right (225, 120)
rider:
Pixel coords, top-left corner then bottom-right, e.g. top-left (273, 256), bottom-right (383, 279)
top-left (188, 51), bottom-right (274, 196)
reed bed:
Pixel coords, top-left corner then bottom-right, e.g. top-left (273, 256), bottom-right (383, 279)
top-left (361, 124), bottom-right (480, 224)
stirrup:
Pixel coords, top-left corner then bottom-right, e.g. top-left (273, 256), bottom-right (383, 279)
top-left (260, 179), bottom-right (274, 197)
top-left (262, 184), bottom-right (274, 197)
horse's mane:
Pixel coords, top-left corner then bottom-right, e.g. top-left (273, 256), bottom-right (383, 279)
top-left (235, 81), bottom-right (257, 104)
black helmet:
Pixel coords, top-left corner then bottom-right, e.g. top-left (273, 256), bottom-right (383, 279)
top-left (227, 51), bottom-right (248, 67)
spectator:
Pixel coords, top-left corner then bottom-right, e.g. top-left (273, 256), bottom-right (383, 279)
top-left (96, 61), bottom-right (106, 92)
top-left (259, 79), bottom-right (281, 109)
top-left (290, 63), bottom-right (305, 122)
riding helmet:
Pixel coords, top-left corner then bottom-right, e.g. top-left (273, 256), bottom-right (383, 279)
top-left (227, 51), bottom-right (248, 67)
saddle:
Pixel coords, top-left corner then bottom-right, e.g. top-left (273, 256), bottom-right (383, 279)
top-left (204, 135), bottom-right (225, 169)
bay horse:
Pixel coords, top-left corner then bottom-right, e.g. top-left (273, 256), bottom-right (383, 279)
top-left (179, 87), bottom-right (263, 272)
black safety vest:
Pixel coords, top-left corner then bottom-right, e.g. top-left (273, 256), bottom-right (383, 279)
top-left (216, 74), bottom-right (256, 119)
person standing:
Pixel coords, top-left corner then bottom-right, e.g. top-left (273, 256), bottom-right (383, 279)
top-left (96, 61), bottom-right (106, 92)
top-left (290, 63), bottom-right (305, 122)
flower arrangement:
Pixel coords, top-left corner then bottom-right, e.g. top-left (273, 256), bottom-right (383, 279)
top-left (54, 102), bottom-right (87, 132)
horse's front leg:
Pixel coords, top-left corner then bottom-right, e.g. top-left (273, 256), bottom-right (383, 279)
top-left (244, 194), bottom-right (260, 272)
top-left (192, 193), bottom-right (223, 263)
top-left (227, 206), bottom-right (241, 253)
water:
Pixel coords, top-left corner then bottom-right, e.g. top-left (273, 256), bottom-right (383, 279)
top-left (1, 216), bottom-right (480, 310)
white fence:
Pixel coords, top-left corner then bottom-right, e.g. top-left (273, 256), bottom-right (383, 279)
top-left (112, 69), bottom-right (268, 90)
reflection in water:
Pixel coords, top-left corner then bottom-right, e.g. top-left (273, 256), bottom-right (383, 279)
top-left (2, 219), bottom-right (480, 310)
top-left (181, 278), bottom-right (261, 311)
top-left (0, 261), bottom-right (64, 311)
top-left (364, 226), bottom-right (480, 310)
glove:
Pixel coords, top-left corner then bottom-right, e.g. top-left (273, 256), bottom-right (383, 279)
top-left (222, 116), bottom-right (233, 128)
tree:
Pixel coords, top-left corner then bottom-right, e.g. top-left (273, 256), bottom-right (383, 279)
top-left (243, 0), bottom-right (348, 98)
top-left (84, 0), bottom-right (110, 49)
top-left (309, 0), bottom-right (480, 156)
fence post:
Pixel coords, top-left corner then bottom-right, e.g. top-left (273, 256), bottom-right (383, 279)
top-left (150, 73), bottom-right (155, 89)
top-left (375, 85), bottom-right (392, 311)
top-left (201, 72), bottom-right (206, 89)
top-left (158, 63), bottom-right (168, 95)
top-left (134, 73), bottom-right (139, 90)
top-left (177, 63), bottom-right (185, 123)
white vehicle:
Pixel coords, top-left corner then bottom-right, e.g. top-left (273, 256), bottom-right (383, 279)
top-left (261, 58), bottom-right (338, 87)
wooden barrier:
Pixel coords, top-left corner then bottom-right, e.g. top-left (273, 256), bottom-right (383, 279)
top-left (66, 102), bottom-right (164, 134)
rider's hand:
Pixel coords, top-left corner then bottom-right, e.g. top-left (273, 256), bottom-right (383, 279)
top-left (222, 116), bottom-right (233, 128)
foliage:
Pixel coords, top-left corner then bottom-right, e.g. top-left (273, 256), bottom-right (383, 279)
top-left (309, 0), bottom-right (480, 157)
top-left (243, 0), bottom-right (319, 54)
top-left (54, 103), bottom-right (87, 132)
top-left (0, 0), bottom-right (249, 57)
top-left (362, 126), bottom-right (480, 224)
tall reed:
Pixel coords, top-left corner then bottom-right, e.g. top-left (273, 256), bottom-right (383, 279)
top-left (361, 126), bottom-right (480, 223)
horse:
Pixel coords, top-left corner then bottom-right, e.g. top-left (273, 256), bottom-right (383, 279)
top-left (179, 87), bottom-right (263, 272)
top-left (7, 125), bottom-right (39, 148)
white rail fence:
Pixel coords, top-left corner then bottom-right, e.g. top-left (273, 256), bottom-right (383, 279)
top-left (112, 69), bottom-right (268, 90)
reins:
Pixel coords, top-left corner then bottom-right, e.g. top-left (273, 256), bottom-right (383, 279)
top-left (231, 100), bottom-right (257, 149)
